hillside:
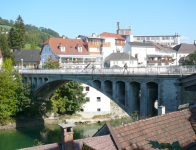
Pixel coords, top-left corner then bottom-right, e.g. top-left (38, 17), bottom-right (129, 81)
top-left (0, 16), bottom-right (60, 50)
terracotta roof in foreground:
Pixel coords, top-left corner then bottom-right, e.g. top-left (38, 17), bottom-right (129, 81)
top-left (113, 107), bottom-right (196, 150)
top-left (73, 135), bottom-right (117, 150)
top-left (100, 32), bottom-right (125, 40)
top-left (40, 38), bottom-right (89, 55)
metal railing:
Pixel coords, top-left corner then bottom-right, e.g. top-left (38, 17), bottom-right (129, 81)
top-left (20, 66), bottom-right (196, 75)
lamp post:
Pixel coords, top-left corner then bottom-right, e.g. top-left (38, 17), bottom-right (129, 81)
top-left (128, 51), bottom-right (130, 67)
top-left (21, 59), bottom-right (23, 70)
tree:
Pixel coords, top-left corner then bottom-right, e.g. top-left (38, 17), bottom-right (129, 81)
top-left (182, 50), bottom-right (196, 65)
top-left (48, 81), bottom-right (88, 114)
top-left (0, 33), bottom-right (15, 63)
top-left (30, 36), bottom-right (37, 49)
top-left (43, 56), bottom-right (60, 69)
top-left (8, 15), bottom-right (26, 50)
top-left (0, 58), bottom-right (31, 123)
top-left (149, 141), bottom-right (182, 150)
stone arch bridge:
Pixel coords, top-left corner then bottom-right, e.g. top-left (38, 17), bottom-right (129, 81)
top-left (21, 68), bottom-right (192, 117)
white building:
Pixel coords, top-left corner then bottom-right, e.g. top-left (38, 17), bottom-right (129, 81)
top-left (173, 42), bottom-right (196, 65)
top-left (123, 42), bottom-right (174, 67)
top-left (79, 32), bottom-right (126, 59)
top-left (105, 52), bottom-right (137, 68)
top-left (78, 84), bottom-right (111, 118)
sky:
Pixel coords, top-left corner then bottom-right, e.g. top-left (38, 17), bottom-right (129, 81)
top-left (0, 0), bottom-right (195, 44)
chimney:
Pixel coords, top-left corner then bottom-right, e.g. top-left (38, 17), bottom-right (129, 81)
top-left (158, 106), bottom-right (166, 116)
top-left (117, 22), bottom-right (120, 30)
top-left (58, 123), bottom-right (75, 150)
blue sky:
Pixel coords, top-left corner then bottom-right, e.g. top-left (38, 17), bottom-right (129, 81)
top-left (0, 0), bottom-right (195, 43)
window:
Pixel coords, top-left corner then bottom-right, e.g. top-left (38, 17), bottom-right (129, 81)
top-left (97, 108), bottom-right (101, 111)
top-left (49, 48), bottom-right (51, 52)
top-left (141, 37), bottom-right (145, 40)
top-left (86, 97), bottom-right (90, 102)
top-left (97, 48), bottom-right (100, 52)
top-left (146, 37), bottom-right (150, 40)
top-left (172, 54), bottom-right (174, 57)
top-left (45, 48), bottom-right (46, 52)
top-left (97, 97), bottom-right (101, 102)
top-left (86, 87), bottom-right (89, 91)
top-left (137, 37), bottom-right (140, 40)
top-left (33, 64), bottom-right (36, 69)
top-left (24, 64), bottom-right (26, 68)
top-left (179, 55), bottom-right (181, 58)
top-left (122, 61), bottom-right (125, 64)
top-left (78, 47), bottom-right (82, 52)
top-left (113, 61), bottom-right (115, 65)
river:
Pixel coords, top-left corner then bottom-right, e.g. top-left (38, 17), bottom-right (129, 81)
top-left (0, 118), bottom-right (133, 150)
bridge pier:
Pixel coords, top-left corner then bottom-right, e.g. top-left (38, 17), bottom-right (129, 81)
top-left (140, 83), bottom-right (147, 117)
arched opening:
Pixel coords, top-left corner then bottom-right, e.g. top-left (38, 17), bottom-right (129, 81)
top-left (93, 80), bottom-right (101, 89)
top-left (147, 82), bottom-right (158, 116)
top-left (44, 78), bottom-right (48, 82)
top-left (34, 77), bottom-right (37, 87)
top-left (23, 77), bottom-right (27, 84)
top-left (130, 82), bottom-right (140, 113)
top-left (38, 78), bottom-right (42, 86)
top-left (116, 81), bottom-right (125, 106)
top-left (104, 80), bottom-right (113, 96)
top-left (29, 77), bottom-right (32, 84)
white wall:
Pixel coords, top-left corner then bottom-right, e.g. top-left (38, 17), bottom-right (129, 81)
top-left (176, 53), bottom-right (189, 65)
top-left (110, 60), bottom-right (137, 67)
top-left (81, 84), bottom-right (110, 113)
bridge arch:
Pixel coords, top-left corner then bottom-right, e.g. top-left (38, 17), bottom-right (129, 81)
top-left (130, 81), bottom-right (141, 113)
top-left (116, 81), bottom-right (125, 106)
top-left (93, 80), bottom-right (101, 89)
top-left (104, 80), bottom-right (113, 97)
top-left (146, 82), bottom-right (158, 116)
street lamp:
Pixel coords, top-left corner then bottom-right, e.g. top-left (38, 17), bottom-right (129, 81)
top-left (21, 59), bottom-right (23, 70)
top-left (128, 51), bottom-right (130, 67)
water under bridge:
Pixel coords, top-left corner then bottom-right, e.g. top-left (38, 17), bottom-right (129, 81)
top-left (20, 66), bottom-right (196, 117)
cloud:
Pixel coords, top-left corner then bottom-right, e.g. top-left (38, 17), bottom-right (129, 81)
top-left (180, 36), bottom-right (191, 43)
top-left (181, 36), bottom-right (190, 40)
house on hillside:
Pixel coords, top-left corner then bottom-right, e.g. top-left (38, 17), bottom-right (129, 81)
top-left (41, 37), bottom-right (103, 69)
top-left (0, 50), bottom-right (3, 68)
top-left (105, 52), bottom-right (137, 68)
top-left (13, 49), bottom-right (41, 69)
top-left (173, 42), bottom-right (196, 65)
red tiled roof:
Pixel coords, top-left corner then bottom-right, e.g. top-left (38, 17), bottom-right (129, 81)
top-left (149, 41), bottom-right (166, 51)
top-left (73, 135), bottom-right (117, 150)
top-left (113, 107), bottom-right (196, 150)
top-left (40, 38), bottom-right (89, 55)
top-left (100, 32), bottom-right (125, 40)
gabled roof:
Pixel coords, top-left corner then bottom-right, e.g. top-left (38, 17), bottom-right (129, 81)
top-left (100, 32), bottom-right (125, 40)
top-left (105, 52), bottom-right (137, 61)
top-left (149, 41), bottom-right (166, 51)
top-left (127, 42), bottom-right (154, 47)
top-left (173, 44), bottom-right (196, 53)
top-left (41, 38), bottom-right (89, 55)
top-left (112, 107), bottom-right (196, 150)
top-left (13, 49), bottom-right (41, 62)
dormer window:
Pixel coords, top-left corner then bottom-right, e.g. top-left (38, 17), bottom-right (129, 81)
top-left (60, 46), bottom-right (65, 51)
top-left (78, 47), bottom-right (82, 52)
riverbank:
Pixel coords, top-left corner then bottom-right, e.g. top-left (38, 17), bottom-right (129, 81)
top-left (0, 114), bottom-right (131, 130)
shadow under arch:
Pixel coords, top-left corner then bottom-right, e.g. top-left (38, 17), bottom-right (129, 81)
top-left (146, 81), bottom-right (158, 117)
top-left (33, 78), bottom-right (128, 116)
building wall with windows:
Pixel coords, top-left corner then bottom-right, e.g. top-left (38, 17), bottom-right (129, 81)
top-left (78, 84), bottom-right (111, 117)
top-left (133, 35), bottom-right (180, 47)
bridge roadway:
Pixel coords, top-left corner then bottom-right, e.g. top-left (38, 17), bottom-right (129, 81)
top-left (20, 66), bottom-right (195, 117)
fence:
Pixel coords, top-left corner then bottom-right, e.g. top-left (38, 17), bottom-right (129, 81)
top-left (20, 66), bottom-right (196, 75)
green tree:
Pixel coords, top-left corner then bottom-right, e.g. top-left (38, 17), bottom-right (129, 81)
top-left (30, 36), bottom-right (37, 49)
top-left (0, 59), bottom-right (17, 123)
top-left (182, 50), bottom-right (196, 65)
top-left (0, 33), bottom-right (15, 62)
top-left (48, 81), bottom-right (88, 114)
top-left (149, 141), bottom-right (182, 150)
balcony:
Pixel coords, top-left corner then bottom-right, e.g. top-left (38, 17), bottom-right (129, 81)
top-left (115, 42), bottom-right (125, 46)
top-left (88, 42), bottom-right (111, 48)
top-left (147, 60), bottom-right (159, 63)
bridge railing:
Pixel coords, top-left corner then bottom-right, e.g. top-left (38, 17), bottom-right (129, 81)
top-left (20, 66), bottom-right (196, 75)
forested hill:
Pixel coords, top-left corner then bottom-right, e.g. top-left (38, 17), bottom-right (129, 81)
top-left (0, 16), bottom-right (60, 49)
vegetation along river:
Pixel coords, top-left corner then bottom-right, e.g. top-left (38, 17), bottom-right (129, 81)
top-left (0, 118), bottom-right (133, 150)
